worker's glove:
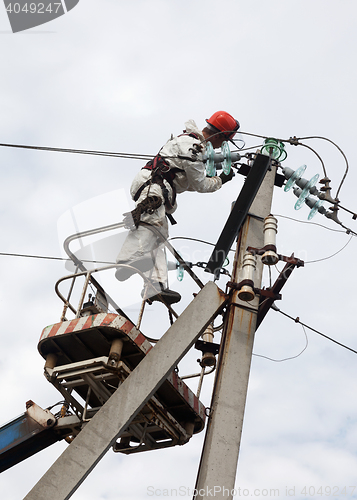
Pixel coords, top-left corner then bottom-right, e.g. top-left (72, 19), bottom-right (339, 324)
top-left (219, 170), bottom-right (235, 185)
top-left (123, 196), bottom-right (162, 230)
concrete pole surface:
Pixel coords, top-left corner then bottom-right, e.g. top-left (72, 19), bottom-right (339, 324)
top-left (24, 282), bottom-right (227, 500)
top-left (194, 162), bottom-right (277, 500)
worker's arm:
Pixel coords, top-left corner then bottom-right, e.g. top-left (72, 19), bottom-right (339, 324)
top-left (183, 160), bottom-right (223, 193)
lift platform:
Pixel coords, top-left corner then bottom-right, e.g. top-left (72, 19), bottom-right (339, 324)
top-left (38, 312), bottom-right (206, 453)
top-left (0, 311), bottom-right (206, 472)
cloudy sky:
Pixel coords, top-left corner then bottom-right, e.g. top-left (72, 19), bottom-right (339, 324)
top-left (1, 1), bottom-right (357, 499)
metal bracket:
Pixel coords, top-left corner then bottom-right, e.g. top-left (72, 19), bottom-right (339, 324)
top-left (195, 340), bottom-right (220, 356)
top-left (246, 247), bottom-right (305, 268)
top-left (226, 280), bottom-right (282, 301)
top-left (256, 255), bottom-right (304, 329)
top-left (237, 162), bottom-right (286, 187)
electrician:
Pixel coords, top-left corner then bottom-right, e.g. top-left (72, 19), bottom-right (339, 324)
top-left (115, 111), bottom-right (240, 305)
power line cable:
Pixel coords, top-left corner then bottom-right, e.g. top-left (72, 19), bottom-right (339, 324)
top-left (296, 135), bottom-right (349, 198)
top-left (238, 135), bottom-right (354, 218)
top-left (0, 133), bottom-right (246, 161)
top-left (239, 132), bottom-right (350, 194)
top-left (275, 211), bottom-right (357, 238)
top-left (1, 229), bottom-right (350, 266)
top-left (305, 235), bottom-right (353, 264)
top-left (238, 130), bottom-right (268, 140)
top-left (0, 138), bottom-right (242, 163)
top-left (253, 324), bottom-right (308, 362)
top-left (235, 144), bottom-right (264, 153)
top-left (291, 141), bottom-right (327, 177)
top-left (3, 137), bottom-right (356, 233)
top-left (273, 215), bottom-right (354, 263)
top-left (272, 304), bottom-right (357, 356)
top-left (0, 142), bottom-right (155, 160)
top-left (0, 251), bottom-right (114, 265)
top-left (1, 135), bottom-right (350, 202)
top-left (169, 236), bottom-right (235, 252)
top-left (337, 203), bottom-right (357, 219)
top-left (0, 236), bottom-right (222, 264)
top-left (274, 214), bottom-right (346, 233)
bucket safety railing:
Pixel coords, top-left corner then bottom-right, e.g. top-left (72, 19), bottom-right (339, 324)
top-left (57, 220), bottom-right (205, 328)
top-left (53, 220), bottom-right (223, 397)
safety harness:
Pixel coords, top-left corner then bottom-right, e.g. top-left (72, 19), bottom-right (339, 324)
top-left (133, 132), bottom-right (200, 225)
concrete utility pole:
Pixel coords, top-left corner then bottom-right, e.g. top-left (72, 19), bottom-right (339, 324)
top-left (194, 160), bottom-right (277, 499)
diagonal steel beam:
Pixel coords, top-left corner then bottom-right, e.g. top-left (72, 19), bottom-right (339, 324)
top-left (205, 153), bottom-right (271, 277)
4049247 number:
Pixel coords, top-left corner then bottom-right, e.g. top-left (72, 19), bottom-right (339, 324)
top-left (5, 3), bottom-right (63, 14)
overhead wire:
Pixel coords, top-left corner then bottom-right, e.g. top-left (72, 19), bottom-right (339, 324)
top-left (236, 133), bottom-right (356, 217)
top-left (336, 203), bottom-right (357, 219)
top-left (274, 211), bottom-right (357, 237)
top-left (239, 131), bottom-right (350, 202)
top-left (0, 127), bottom-right (244, 162)
top-left (0, 133), bottom-right (350, 205)
top-left (0, 136), bottom-right (247, 163)
top-left (237, 130), bottom-right (268, 141)
top-left (234, 144), bottom-right (264, 153)
top-left (237, 131), bottom-right (328, 179)
top-left (169, 236), bottom-right (236, 252)
top-left (0, 251), bottom-right (114, 265)
top-left (0, 227), bottom-right (352, 266)
top-left (0, 237), bottom-right (233, 268)
top-left (272, 215), bottom-right (354, 263)
top-left (273, 214), bottom-right (346, 233)
top-left (304, 234), bottom-right (353, 264)
top-left (253, 324), bottom-right (308, 362)
top-left (296, 135), bottom-right (349, 198)
top-left (0, 142), bottom-right (155, 161)
top-left (290, 141), bottom-right (327, 177)
top-left (273, 305), bottom-right (357, 356)
top-left (0, 130), bottom-right (260, 163)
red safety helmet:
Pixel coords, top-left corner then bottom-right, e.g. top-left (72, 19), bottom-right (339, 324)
top-left (206, 111), bottom-right (240, 141)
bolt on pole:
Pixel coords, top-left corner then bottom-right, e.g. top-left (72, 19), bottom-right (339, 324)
top-left (194, 157), bottom-right (277, 500)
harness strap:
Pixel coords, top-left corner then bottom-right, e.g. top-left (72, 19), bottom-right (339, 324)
top-left (166, 213), bottom-right (177, 225)
top-left (133, 180), bottom-right (151, 203)
top-left (133, 155), bottom-right (180, 225)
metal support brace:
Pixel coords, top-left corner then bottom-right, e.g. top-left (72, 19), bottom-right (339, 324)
top-left (24, 282), bottom-right (227, 500)
top-left (205, 153), bottom-right (271, 276)
top-left (256, 257), bottom-right (303, 329)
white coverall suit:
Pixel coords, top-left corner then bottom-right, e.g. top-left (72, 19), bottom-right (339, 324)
top-left (116, 119), bottom-right (223, 290)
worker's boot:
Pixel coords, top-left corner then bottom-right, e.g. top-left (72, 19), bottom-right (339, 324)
top-left (141, 282), bottom-right (181, 306)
